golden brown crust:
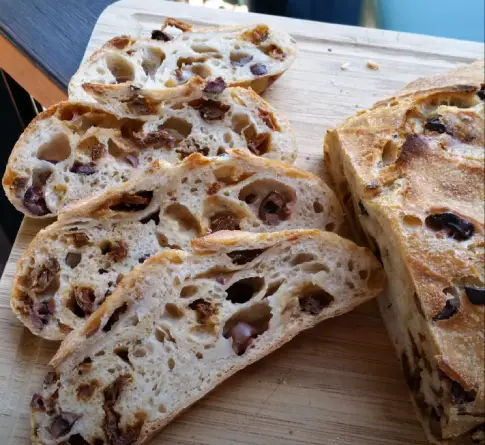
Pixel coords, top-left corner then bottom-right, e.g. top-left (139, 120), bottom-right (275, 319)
top-left (325, 60), bottom-right (485, 443)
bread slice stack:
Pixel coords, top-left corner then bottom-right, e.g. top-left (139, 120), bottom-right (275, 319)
top-left (31, 230), bottom-right (385, 445)
top-left (2, 17), bottom-right (388, 445)
top-left (325, 60), bottom-right (485, 445)
top-left (12, 149), bottom-right (345, 340)
top-left (3, 83), bottom-right (297, 217)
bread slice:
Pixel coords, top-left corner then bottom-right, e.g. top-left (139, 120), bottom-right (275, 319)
top-left (324, 60), bottom-right (485, 445)
top-left (30, 229), bottom-right (385, 445)
top-left (3, 84), bottom-right (297, 218)
top-left (10, 149), bottom-right (344, 340)
top-left (68, 19), bottom-right (297, 102)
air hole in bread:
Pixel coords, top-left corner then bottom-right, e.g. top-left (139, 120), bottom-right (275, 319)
top-left (133, 347), bottom-right (147, 358)
top-left (301, 263), bottom-right (330, 274)
top-left (177, 56), bottom-right (207, 68)
top-left (299, 284), bottom-right (334, 315)
top-left (264, 280), bottom-right (284, 298)
top-left (161, 117), bottom-right (193, 138)
top-left (290, 253), bottom-right (315, 266)
top-left (107, 139), bottom-right (125, 158)
top-left (180, 285), bottom-right (198, 298)
top-left (238, 179), bottom-right (296, 209)
top-left (120, 120), bottom-right (145, 139)
top-left (103, 303), bottom-right (129, 332)
top-left (68, 433), bottom-right (90, 445)
top-left (313, 201), bottom-right (324, 213)
top-left (191, 64), bottom-right (212, 79)
top-left (227, 249), bottom-right (265, 265)
top-left (158, 404), bottom-right (167, 413)
top-left (32, 167), bottom-right (53, 187)
top-left (226, 277), bottom-right (264, 304)
top-left (105, 53), bottom-right (135, 83)
top-left (57, 104), bottom-right (90, 121)
top-left (154, 328), bottom-right (166, 343)
top-left (109, 191), bottom-right (153, 212)
top-left (223, 302), bottom-right (272, 355)
top-left (164, 203), bottom-right (201, 235)
top-left (230, 51), bottom-right (253, 66)
top-left (67, 291), bottom-right (88, 318)
top-left (345, 280), bottom-right (355, 289)
top-left (325, 222), bottom-right (336, 232)
top-left (403, 214), bottom-right (422, 227)
top-left (347, 259), bottom-right (354, 272)
top-left (381, 139), bottom-right (401, 166)
top-left (195, 351), bottom-right (203, 359)
top-left (168, 358), bottom-right (176, 370)
top-left (358, 269), bottom-right (369, 280)
top-left (243, 123), bottom-right (257, 141)
top-left (191, 44), bottom-right (219, 53)
top-left (213, 166), bottom-right (253, 185)
top-left (165, 303), bottom-right (184, 318)
top-left (231, 113), bottom-right (251, 134)
top-left (141, 47), bottom-right (165, 78)
top-left (36, 133), bottom-right (71, 164)
top-left (114, 346), bottom-right (131, 366)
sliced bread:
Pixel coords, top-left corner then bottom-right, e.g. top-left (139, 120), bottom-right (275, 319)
top-left (68, 19), bottom-right (297, 102)
top-left (30, 229), bottom-right (385, 445)
top-left (11, 149), bottom-right (344, 340)
top-left (3, 84), bottom-right (297, 218)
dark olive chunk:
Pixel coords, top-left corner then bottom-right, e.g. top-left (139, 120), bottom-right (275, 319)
top-left (425, 212), bottom-right (474, 241)
top-left (259, 191), bottom-right (290, 225)
top-left (424, 117), bottom-right (447, 134)
top-left (433, 295), bottom-right (460, 321)
top-left (464, 286), bottom-right (485, 305)
top-left (23, 186), bottom-right (50, 216)
top-left (49, 412), bottom-right (82, 439)
top-left (203, 77), bottom-right (227, 94)
top-left (451, 381), bottom-right (477, 404)
top-left (250, 63), bottom-right (268, 76)
top-left (151, 30), bottom-right (172, 41)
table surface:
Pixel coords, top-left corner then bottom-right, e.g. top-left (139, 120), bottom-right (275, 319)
top-left (1, 1), bottom-right (484, 445)
top-left (0, 0), bottom-right (114, 90)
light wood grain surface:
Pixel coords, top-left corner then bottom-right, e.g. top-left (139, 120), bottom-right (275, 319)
top-left (1, 1), bottom-right (483, 444)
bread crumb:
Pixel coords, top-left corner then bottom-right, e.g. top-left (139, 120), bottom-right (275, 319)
top-left (340, 62), bottom-right (350, 71)
top-left (367, 60), bottom-right (379, 71)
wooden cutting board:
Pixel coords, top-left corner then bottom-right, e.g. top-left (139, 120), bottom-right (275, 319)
top-left (1, 1), bottom-right (483, 444)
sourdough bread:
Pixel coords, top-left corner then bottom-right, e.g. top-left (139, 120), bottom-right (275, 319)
top-left (325, 60), bottom-right (485, 444)
top-left (11, 149), bottom-right (344, 340)
top-left (69, 20), bottom-right (297, 102)
top-left (30, 229), bottom-right (385, 445)
top-left (3, 84), bottom-right (297, 218)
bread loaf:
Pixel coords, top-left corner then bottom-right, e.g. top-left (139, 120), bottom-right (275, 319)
top-left (325, 60), bottom-right (485, 444)
top-left (69, 19), bottom-right (297, 102)
top-left (3, 84), bottom-right (297, 217)
top-left (11, 149), bottom-right (344, 340)
top-left (30, 229), bottom-right (385, 445)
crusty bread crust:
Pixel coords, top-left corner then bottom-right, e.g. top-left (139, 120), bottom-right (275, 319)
top-left (30, 229), bottom-right (384, 445)
top-left (11, 149), bottom-right (344, 340)
top-left (3, 85), bottom-right (298, 218)
top-left (68, 21), bottom-right (297, 102)
top-left (325, 60), bottom-right (485, 444)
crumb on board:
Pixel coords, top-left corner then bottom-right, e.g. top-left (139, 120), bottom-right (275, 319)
top-left (340, 62), bottom-right (350, 70)
top-left (367, 60), bottom-right (380, 70)
top-left (328, 48), bottom-right (332, 52)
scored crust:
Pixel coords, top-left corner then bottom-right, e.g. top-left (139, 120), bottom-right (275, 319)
top-left (325, 60), bottom-right (485, 444)
top-left (68, 20), bottom-right (297, 102)
top-left (2, 84), bottom-right (298, 218)
top-left (30, 229), bottom-right (385, 445)
top-left (10, 149), bottom-right (344, 340)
